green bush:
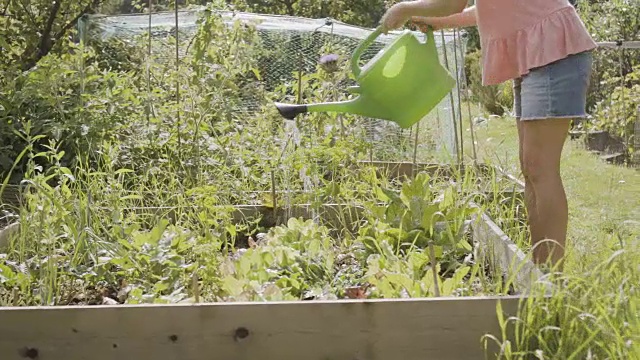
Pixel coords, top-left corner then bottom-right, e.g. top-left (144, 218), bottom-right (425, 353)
top-left (590, 64), bottom-right (640, 150)
top-left (0, 7), bottom-right (264, 184)
top-left (577, 0), bottom-right (640, 105)
top-left (464, 49), bottom-right (513, 116)
top-left (0, 44), bottom-right (145, 182)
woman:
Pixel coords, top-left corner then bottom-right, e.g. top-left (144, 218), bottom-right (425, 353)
top-left (380, 0), bottom-right (597, 270)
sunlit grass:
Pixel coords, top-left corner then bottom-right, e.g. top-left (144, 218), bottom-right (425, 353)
top-left (454, 107), bottom-right (640, 359)
top-left (463, 113), bottom-right (640, 262)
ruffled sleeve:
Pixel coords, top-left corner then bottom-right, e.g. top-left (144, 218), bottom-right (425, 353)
top-left (479, 6), bottom-right (597, 86)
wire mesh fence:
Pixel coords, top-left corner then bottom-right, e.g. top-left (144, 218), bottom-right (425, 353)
top-left (79, 8), bottom-right (467, 162)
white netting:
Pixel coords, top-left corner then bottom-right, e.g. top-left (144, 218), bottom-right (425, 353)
top-left (80, 8), bottom-right (466, 160)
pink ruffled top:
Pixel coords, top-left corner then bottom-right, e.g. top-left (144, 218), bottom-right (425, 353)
top-left (476, 0), bottom-right (597, 86)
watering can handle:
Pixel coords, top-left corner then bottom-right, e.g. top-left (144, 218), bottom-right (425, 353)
top-left (350, 26), bottom-right (436, 78)
top-left (350, 27), bottom-right (383, 78)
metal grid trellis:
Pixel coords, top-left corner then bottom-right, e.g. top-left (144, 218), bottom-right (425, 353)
top-left (80, 8), bottom-right (467, 162)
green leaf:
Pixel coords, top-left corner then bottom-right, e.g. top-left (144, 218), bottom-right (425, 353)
top-left (119, 194), bottom-right (143, 201)
top-left (153, 282), bottom-right (169, 293)
top-left (117, 238), bottom-right (133, 250)
top-left (439, 186), bottom-right (455, 211)
top-left (223, 276), bottom-right (245, 297)
top-left (133, 219), bottom-right (168, 248)
top-left (384, 273), bottom-right (414, 294)
top-left (457, 239), bottom-right (472, 252)
top-left (237, 253), bottom-right (253, 276)
top-left (375, 186), bottom-right (390, 202)
top-left (110, 257), bottom-right (134, 270)
top-left (251, 67), bottom-right (262, 81)
top-left (420, 204), bottom-right (440, 230)
top-left (381, 187), bottom-right (401, 203)
top-left (0, 263), bottom-right (16, 283)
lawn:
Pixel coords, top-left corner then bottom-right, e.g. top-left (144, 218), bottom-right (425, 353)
top-left (464, 114), bottom-right (640, 266)
top-left (416, 109), bottom-right (639, 358)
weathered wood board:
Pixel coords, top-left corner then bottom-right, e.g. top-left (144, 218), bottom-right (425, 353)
top-left (356, 160), bottom-right (495, 180)
top-left (0, 296), bottom-right (522, 360)
top-left (472, 211), bottom-right (549, 295)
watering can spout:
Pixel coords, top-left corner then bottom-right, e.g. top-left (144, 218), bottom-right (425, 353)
top-left (274, 102), bottom-right (308, 120)
top-left (275, 99), bottom-right (362, 120)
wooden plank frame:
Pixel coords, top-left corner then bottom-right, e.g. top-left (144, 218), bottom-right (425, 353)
top-left (0, 296), bottom-right (525, 360)
top-left (467, 167), bottom-right (548, 294)
top-left (356, 160), bottom-right (496, 181)
top-left (471, 210), bottom-right (549, 295)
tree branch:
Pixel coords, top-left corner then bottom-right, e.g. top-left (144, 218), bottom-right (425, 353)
top-left (54, 0), bottom-right (104, 40)
top-left (20, 0), bottom-right (105, 71)
top-left (38, 0), bottom-right (62, 56)
top-left (17, 0), bottom-right (35, 25)
top-left (2, 0), bottom-right (12, 17)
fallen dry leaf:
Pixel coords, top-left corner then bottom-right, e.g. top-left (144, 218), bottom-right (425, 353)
top-left (248, 236), bottom-right (257, 248)
top-left (102, 297), bottom-right (119, 305)
top-left (345, 284), bottom-right (370, 299)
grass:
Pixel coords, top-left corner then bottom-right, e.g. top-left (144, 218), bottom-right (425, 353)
top-left (464, 113), bottom-right (640, 264)
top-left (454, 109), bottom-right (640, 359)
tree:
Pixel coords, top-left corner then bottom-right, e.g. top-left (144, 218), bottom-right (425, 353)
top-left (0, 0), bottom-right (110, 72)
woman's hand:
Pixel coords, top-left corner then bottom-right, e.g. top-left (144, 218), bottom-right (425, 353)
top-left (380, 1), bottom-right (473, 33)
top-left (411, 6), bottom-right (478, 32)
top-left (380, 3), bottom-right (411, 33)
top-left (410, 16), bottom-right (445, 32)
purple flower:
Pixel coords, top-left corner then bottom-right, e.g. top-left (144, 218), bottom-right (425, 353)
top-left (319, 54), bottom-right (339, 73)
top-left (319, 54), bottom-right (339, 64)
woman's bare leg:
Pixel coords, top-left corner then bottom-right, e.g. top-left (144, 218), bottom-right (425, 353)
top-left (520, 118), bottom-right (572, 269)
top-left (516, 120), bottom-right (542, 245)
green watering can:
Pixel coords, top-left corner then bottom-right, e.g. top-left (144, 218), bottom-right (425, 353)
top-left (274, 27), bottom-right (456, 129)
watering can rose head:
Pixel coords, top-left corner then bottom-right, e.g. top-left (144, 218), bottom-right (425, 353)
top-left (319, 54), bottom-right (340, 73)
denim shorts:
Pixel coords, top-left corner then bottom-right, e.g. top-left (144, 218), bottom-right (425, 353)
top-left (513, 51), bottom-right (593, 120)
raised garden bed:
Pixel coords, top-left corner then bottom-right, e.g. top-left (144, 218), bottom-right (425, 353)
top-left (356, 160), bottom-right (496, 181)
top-left (0, 208), bottom-right (541, 360)
top-left (569, 129), bottom-right (630, 164)
top-left (0, 185), bottom-right (21, 211)
top-left (0, 164), bottom-right (545, 359)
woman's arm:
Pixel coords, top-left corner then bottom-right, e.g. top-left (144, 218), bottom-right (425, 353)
top-left (399, 0), bottom-right (468, 18)
top-left (412, 5), bottom-right (477, 30)
top-left (381, 0), bottom-right (469, 33)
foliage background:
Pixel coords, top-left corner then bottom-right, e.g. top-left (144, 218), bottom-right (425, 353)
top-left (578, 0), bottom-right (640, 150)
top-left (1, 0), bottom-right (639, 182)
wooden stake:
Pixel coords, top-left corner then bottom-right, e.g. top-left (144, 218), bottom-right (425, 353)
top-left (439, 30), bottom-right (461, 163)
top-left (412, 122), bottom-right (420, 177)
top-left (459, 35), bottom-right (478, 163)
top-left (452, 29), bottom-right (464, 162)
top-left (429, 242), bottom-right (441, 297)
top-left (192, 272), bottom-right (200, 303)
top-left (174, 1), bottom-right (182, 157)
top-left (618, 47), bottom-right (629, 161)
top-left (147, 0), bottom-right (152, 131)
top-left (271, 169), bottom-right (277, 216)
